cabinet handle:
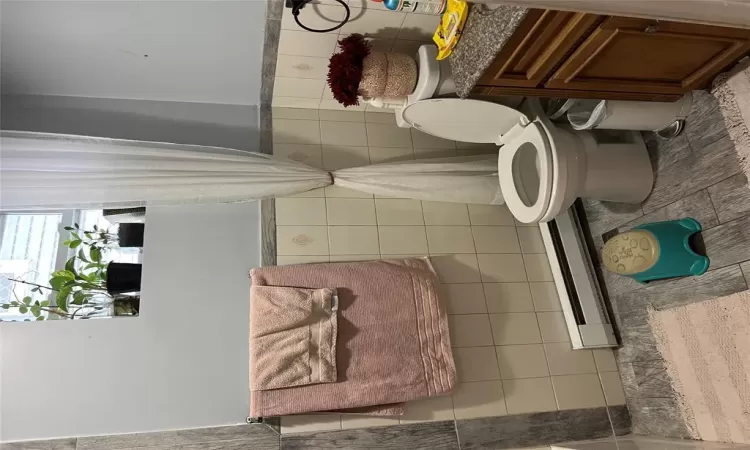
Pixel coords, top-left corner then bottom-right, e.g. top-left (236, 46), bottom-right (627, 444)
top-left (644, 24), bottom-right (659, 33)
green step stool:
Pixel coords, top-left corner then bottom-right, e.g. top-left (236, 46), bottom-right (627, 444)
top-left (601, 218), bottom-right (709, 284)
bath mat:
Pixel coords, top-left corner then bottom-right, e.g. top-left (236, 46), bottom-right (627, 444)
top-left (648, 290), bottom-right (750, 443)
top-left (249, 257), bottom-right (456, 417)
top-left (712, 58), bottom-right (750, 180)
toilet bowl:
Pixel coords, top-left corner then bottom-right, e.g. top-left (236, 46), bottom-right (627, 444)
top-left (401, 97), bottom-right (654, 223)
top-left (394, 45), bottom-right (656, 223)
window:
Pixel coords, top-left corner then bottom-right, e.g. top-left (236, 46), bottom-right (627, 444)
top-left (0, 210), bottom-right (142, 321)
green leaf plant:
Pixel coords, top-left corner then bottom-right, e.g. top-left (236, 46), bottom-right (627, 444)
top-left (1, 225), bottom-right (117, 321)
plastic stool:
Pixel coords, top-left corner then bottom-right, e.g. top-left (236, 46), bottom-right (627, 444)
top-left (601, 218), bottom-right (709, 284)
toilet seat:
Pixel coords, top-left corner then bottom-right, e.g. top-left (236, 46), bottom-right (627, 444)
top-left (498, 122), bottom-right (555, 223)
top-left (402, 98), bottom-right (564, 223)
top-left (398, 81), bottom-right (655, 223)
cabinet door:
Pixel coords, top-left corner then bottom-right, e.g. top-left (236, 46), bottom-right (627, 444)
top-left (477, 10), bottom-right (601, 88)
top-left (546, 17), bottom-right (750, 94)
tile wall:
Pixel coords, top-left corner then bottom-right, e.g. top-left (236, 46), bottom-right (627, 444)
top-left (273, 0), bottom-right (439, 110)
top-left (271, 106), bottom-right (627, 434)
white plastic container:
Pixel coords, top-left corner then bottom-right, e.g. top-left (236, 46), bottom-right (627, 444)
top-left (566, 93), bottom-right (693, 132)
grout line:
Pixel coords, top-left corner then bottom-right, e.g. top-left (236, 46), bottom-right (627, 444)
top-left (448, 392), bottom-right (457, 424)
top-left (323, 199), bottom-right (331, 259)
top-left (539, 340), bottom-right (555, 407)
top-left (510, 223), bottom-right (523, 255)
top-left (467, 221), bottom-right (478, 255)
top-left (704, 172), bottom-right (747, 225)
top-left (319, 117), bottom-right (334, 260)
top-left (372, 200), bottom-right (383, 259)
top-left (360, 114), bottom-right (384, 258)
top-left (598, 372), bottom-right (621, 446)
top-left (417, 201), bottom-right (426, 232)
top-left (704, 186), bottom-right (723, 225)
top-left (453, 417), bottom-right (462, 449)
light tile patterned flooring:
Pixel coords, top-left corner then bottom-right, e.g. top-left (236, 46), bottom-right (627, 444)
top-left (272, 107), bottom-right (626, 434)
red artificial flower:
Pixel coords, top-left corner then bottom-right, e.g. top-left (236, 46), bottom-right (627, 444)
top-left (327, 34), bottom-right (371, 107)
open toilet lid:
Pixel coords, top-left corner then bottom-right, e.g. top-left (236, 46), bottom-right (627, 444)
top-left (401, 98), bottom-right (527, 144)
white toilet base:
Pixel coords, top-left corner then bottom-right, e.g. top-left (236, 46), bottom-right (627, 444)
top-left (512, 120), bottom-right (654, 224)
top-left (576, 130), bottom-right (654, 204)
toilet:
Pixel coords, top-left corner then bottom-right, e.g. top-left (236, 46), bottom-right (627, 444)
top-left (393, 45), bottom-right (656, 223)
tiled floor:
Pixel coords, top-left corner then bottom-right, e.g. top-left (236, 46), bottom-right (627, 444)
top-left (271, 106), bottom-right (625, 434)
top-left (582, 89), bottom-right (750, 438)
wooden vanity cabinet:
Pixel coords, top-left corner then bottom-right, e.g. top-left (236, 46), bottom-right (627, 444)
top-left (474, 10), bottom-right (750, 101)
top-left (547, 16), bottom-right (750, 94)
top-left (477, 10), bottom-right (600, 88)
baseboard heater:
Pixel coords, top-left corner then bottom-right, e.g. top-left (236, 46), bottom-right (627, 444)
top-left (538, 201), bottom-right (617, 349)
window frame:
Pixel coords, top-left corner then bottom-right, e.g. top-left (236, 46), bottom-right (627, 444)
top-left (1, 209), bottom-right (85, 320)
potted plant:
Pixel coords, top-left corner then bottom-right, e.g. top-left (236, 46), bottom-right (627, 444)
top-left (106, 262), bottom-right (142, 294)
top-left (2, 248), bottom-right (112, 320)
top-left (65, 221), bottom-right (145, 248)
top-left (0, 224), bottom-right (143, 321)
top-left (63, 222), bottom-right (117, 249)
top-left (63, 222), bottom-right (142, 294)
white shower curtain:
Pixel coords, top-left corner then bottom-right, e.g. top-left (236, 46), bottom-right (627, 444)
top-left (0, 131), bottom-right (503, 211)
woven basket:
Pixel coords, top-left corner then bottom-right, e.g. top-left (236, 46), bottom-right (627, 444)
top-left (359, 52), bottom-right (417, 99)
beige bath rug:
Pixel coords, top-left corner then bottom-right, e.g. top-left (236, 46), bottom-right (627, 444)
top-left (648, 290), bottom-right (750, 443)
top-left (712, 58), bottom-right (750, 181)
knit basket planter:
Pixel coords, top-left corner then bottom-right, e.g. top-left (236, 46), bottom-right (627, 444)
top-left (328, 34), bottom-right (417, 107)
top-left (359, 52), bottom-right (418, 100)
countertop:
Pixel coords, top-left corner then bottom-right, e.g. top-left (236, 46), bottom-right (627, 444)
top-left (448, 4), bottom-right (529, 97)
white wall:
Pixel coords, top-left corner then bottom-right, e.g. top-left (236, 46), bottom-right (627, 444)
top-left (0, 202), bottom-right (261, 442)
top-left (0, 2), bottom-right (267, 440)
top-left (1, 94), bottom-right (260, 151)
top-left (0, 0), bottom-right (265, 105)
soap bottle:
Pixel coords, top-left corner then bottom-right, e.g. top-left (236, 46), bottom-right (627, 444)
top-left (378, 0), bottom-right (446, 14)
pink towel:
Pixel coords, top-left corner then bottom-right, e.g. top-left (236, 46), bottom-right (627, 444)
top-left (250, 286), bottom-right (338, 391)
top-left (249, 258), bottom-right (456, 417)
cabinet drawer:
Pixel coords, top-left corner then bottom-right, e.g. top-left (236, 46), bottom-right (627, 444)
top-left (477, 10), bottom-right (600, 88)
top-left (546, 16), bottom-right (750, 93)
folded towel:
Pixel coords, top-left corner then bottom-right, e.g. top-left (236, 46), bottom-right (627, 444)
top-left (249, 257), bottom-right (456, 417)
top-left (250, 286), bottom-right (338, 391)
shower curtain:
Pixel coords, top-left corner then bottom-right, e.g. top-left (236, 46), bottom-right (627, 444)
top-left (0, 131), bottom-right (503, 211)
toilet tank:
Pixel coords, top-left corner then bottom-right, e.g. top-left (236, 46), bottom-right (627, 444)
top-left (413, 45), bottom-right (457, 99)
top-left (434, 57), bottom-right (456, 96)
